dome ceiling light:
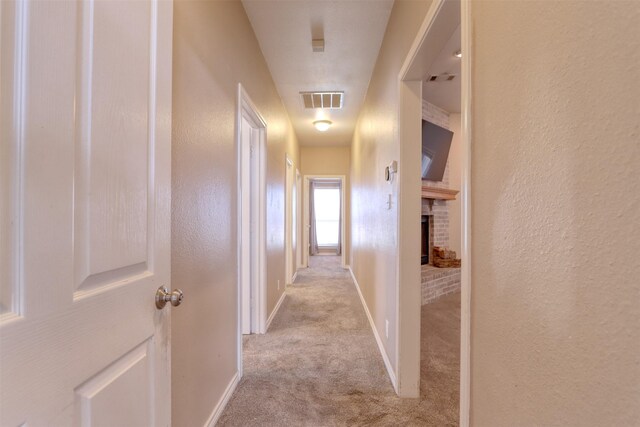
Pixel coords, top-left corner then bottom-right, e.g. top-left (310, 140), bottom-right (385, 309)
top-left (313, 120), bottom-right (332, 132)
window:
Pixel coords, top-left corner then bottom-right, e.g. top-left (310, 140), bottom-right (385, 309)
top-left (313, 187), bottom-right (340, 247)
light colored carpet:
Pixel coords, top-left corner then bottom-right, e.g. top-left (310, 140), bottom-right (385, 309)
top-left (218, 256), bottom-right (460, 426)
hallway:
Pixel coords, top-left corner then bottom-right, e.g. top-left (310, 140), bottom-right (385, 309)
top-left (218, 256), bottom-right (460, 426)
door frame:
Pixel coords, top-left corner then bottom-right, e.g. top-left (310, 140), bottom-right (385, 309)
top-left (236, 84), bottom-right (267, 376)
top-left (284, 155), bottom-right (296, 284)
top-left (296, 169), bottom-right (303, 270)
top-left (396, 0), bottom-right (471, 423)
top-left (302, 175), bottom-right (347, 268)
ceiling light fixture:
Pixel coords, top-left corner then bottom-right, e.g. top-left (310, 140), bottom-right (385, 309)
top-left (313, 119), bottom-right (332, 132)
top-left (453, 50), bottom-right (462, 58)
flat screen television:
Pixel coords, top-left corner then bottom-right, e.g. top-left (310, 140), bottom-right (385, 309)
top-left (421, 120), bottom-right (453, 182)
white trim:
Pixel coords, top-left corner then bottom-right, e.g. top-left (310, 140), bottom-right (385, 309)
top-left (302, 175), bottom-right (347, 268)
top-left (236, 83), bottom-right (268, 379)
top-left (291, 271), bottom-right (298, 283)
top-left (203, 372), bottom-right (239, 427)
top-left (265, 290), bottom-right (287, 332)
top-left (296, 169), bottom-right (303, 269)
top-left (398, 0), bottom-right (448, 79)
top-left (395, 80), bottom-right (423, 398)
top-left (349, 267), bottom-right (398, 392)
top-left (459, 0), bottom-right (472, 424)
top-left (302, 177), bottom-right (309, 267)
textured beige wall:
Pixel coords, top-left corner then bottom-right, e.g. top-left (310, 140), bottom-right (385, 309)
top-left (350, 0), bottom-right (432, 371)
top-left (300, 146), bottom-right (351, 260)
top-left (448, 113), bottom-right (462, 255)
top-left (470, 1), bottom-right (640, 425)
top-left (171, 0), bottom-right (298, 425)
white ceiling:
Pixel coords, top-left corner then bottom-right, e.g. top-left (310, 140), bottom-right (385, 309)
top-left (423, 25), bottom-right (461, 114)
top-left (242, 0), bottom-right (394, 146)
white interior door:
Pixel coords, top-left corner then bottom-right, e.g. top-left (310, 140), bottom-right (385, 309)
top-left (240, 116), bottom-right (252, 335)
top-left (285, 158), bottom-right (294, 284)
top-left (296, 170), bottom-right (302, 269)
top-left (291, 167), bottom-right (297, 279)
top-left (249, 128), bottom-right (260, 332)
top-left (238, 87), bottom-right (267, 337)
top-left (302, 177), bottom-right (310, 268)
top-left (0, 0), bottom-right (173, 425)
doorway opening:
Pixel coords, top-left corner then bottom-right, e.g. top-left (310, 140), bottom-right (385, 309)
top-left (237, 84), bottom-right (267, 359)
top-left (312, 183), bottom-right (341, 252)
top-left (302, 176), bottom-right (346, 268)
top-left (397, 0), bottom-right (470, 424)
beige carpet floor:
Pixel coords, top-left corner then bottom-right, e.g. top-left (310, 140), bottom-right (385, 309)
top-left (218, 256), bottom-right (460, 426)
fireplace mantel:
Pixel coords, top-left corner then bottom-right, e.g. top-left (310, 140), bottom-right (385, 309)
top-left (421, 185), bottom-right (459, 201)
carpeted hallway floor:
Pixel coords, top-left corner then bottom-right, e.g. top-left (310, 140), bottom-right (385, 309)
top-left (218, 256), bottom-right (460, 426)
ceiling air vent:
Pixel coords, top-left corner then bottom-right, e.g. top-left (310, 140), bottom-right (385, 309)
top-left (426, 74), bottom-right (457, 82)
top-left (300, 91), bottom-right (344, 109)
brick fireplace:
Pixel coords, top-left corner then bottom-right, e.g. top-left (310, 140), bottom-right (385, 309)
top-left (421, 199), bottom-right (461, 304)
top-left (421, 216), bottom-right (429, 264)
top-left (421, 100), bottom-right (461, 305)
top-left (421, 198), bottom-right (449, 261)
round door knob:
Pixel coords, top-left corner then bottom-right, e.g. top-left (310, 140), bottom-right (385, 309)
top-left (156, 286), bottom-right (184, 309)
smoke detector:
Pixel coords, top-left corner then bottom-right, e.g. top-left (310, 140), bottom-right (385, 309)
top-left (312, 39), bottom-right (325, 52)
top-left (300, 91), bottom-right (343, 109)
top-left (426, 73), bottom-right (457, 82)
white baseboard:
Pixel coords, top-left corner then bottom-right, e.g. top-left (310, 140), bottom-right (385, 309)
top-left (291, 271), bottom-right (298, 283)
top-left (204, 372), bottom-right (239, 427)
top-left (265, 289), bottom-right (287, 332)
top-left (348, 267), bottom-right (398, 392)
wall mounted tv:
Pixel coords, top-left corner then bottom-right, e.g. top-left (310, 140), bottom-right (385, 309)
top-left (421, 120), bottom-right (453, 182)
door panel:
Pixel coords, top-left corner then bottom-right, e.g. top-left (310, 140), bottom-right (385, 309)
top-left (77, 0), bottom-right (150, 285)
top-left (74, 0), bottom-right (153, 294)
top-left (75, 339), bottom-right (153, 427)
top-left (0, 0), bottom-right (173, 425)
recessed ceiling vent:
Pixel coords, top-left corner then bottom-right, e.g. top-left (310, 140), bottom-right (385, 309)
top-left (427, 74), bottom-right (457, 82)
top-left (300, 91), bottom-right (344, 109)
